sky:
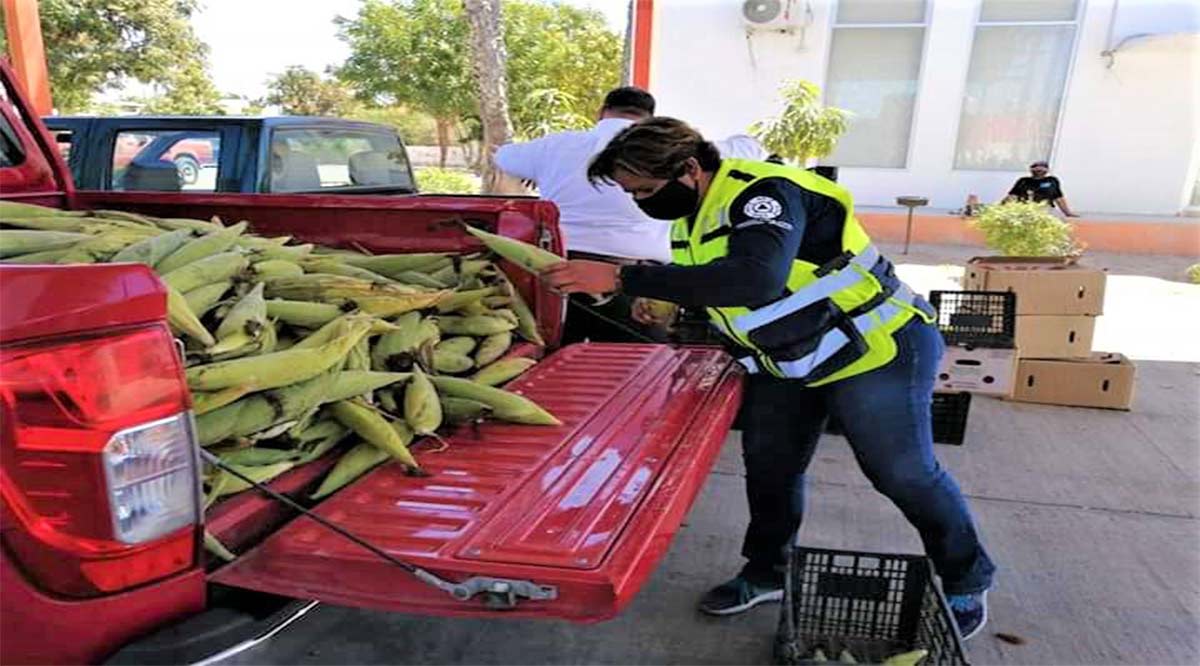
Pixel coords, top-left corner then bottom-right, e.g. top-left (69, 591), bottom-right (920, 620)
top-left (190, 0), bottom-right (630, 100)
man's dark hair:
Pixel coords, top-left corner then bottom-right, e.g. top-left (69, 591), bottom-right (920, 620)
top-left (588, 117), bottom-right (722, 185)
top-left (1030, 160), bottom-right (1049, 168)
top-left (602, 87), bottom-right (655, 117)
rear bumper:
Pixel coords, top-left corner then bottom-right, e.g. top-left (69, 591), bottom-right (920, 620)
top-left (0, 548), bottom-right (205, 666)
top-left (103, 586), bottom-right (315, 666)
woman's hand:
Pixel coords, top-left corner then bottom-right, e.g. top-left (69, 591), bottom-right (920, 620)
top-left (540, 260), bottom-right (620, 295)
top-left (632, 298), bottom-right (679, 327)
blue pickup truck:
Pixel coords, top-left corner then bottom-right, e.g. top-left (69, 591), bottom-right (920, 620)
top-left (43, 115), bottom-right (418, 195)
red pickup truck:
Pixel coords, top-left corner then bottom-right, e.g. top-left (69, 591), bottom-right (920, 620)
top-left (0, 63), bottom-right (742, 664)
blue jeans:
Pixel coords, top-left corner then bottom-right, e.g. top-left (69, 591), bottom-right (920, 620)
top-left (739, 317), bottom-right (996, 595)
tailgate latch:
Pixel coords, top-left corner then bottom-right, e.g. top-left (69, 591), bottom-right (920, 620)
top-left (417, 572), bottom-right (558, 609)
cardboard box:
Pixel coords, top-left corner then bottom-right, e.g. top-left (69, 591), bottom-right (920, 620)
top-left (962, 257), bottom-right (1106, 316)
top-left (1010, 353), bottom-right (1136, 410)
top-left (1014, 315), bottom-right (1095, 358)
top-left (936, 346), bottom-right (1018, 397)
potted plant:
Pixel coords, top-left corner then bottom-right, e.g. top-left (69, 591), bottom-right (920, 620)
top-left (749, 79), bottom-right (850, 180)
top-left (972, 200), bottom-right (1081, 257)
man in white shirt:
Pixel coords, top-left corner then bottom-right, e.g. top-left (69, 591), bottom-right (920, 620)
top-left (495, 87), bottom-right (768, 343)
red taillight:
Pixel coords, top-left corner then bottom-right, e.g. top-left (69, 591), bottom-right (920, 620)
top-left (0, 324), bottom-right (199, 598)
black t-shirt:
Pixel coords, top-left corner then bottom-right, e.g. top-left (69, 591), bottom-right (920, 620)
top-left (1009, 176), bottom-right (1063, 203)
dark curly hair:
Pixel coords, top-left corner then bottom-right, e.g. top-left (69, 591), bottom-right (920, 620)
top-left (587, 117), bottom-right (722, 185)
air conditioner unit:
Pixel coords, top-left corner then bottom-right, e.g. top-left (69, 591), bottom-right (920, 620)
top-left (742, 0), bottom-right (810, 32)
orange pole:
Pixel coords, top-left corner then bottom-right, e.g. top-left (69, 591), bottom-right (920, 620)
top-left (2, 0), bottom-right (53, 115)
top-left (630, 0), bottom-right (654, 89)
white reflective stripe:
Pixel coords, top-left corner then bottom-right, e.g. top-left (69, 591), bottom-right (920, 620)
top-left (732, 245), bottom-right (881, 332)
top-left (775, 327), bottom-right (851, 378)
top-left (773, 282), bottom-right (919, 380)
top-left (738, 356), bottom-right (760, 373)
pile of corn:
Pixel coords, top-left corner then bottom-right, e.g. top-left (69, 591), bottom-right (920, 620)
top-left (0, 201), bottom-right (565, 523)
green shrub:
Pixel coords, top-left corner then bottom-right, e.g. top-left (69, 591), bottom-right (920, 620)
top-left (415, 167), bottom-right (478, 194)
top-left (1187, 263), bottom-right (1200, 284)
top-left (972, 201), bottom-right (1079, 256)
top-left (346, 107), bottom-right (439, 146)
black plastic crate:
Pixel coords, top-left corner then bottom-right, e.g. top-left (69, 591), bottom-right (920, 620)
top-left (776, 547), bottom-right (969, 665)
top-left (931, 392), bottom-right (971, 446)
top-left (824, 393), bottom-right (969, 446)
top-left (929, 291), bottom-right (1016, 348)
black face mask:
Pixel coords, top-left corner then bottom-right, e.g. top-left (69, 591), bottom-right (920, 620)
top-left (635, 178), bottom-right (700, 220)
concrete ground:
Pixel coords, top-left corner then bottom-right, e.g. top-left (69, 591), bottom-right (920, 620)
top-left (229, 245), bottom-right (1199, 666)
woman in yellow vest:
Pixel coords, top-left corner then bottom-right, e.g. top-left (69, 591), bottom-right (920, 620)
top-left (542, 118), bottom-right (995, 638)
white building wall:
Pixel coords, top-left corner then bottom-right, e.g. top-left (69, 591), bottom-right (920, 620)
top-left (648, 0), bottom-right (1200, 216)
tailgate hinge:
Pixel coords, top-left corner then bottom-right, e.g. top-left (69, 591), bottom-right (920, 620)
top-left (414, 571), bottom-right (558, 609)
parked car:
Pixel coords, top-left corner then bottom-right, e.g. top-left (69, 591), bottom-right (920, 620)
top-left (43, 115), bottom-right (417, 195)
top-left (2, 62), bottom-right (742, 665)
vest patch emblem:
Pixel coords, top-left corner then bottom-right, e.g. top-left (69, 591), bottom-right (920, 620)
top-left (743, 196), bottom-right (783, 220)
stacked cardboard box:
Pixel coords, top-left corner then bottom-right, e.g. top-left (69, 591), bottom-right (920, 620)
top-left (962, 257), bottom-right (1136, 410)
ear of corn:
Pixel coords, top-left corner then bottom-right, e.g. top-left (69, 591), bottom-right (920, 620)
top-left (436, 315), bottom-right (516, 336)
top-left (0, 230), bottom-right (91, 257)
top-left (463, 226), bottom-right (562, 273)
top-left (433, 350), bottom-right (474, 374)
top-left (436, 336), bottom-right (477, 356)
top-left (161, 251), bottom-right (250, 293)
top-left (470, 357), bottom-right (537, 387)
top-left (310, 442), bottom-right (391, 500)
top-left (186, 321), bottom-right (369, 391)
top-left (215, 282), bottom-right (267, 341)
top-left (251, 259), bottom-right (305, 278)
top-left (192, 384), bottom-right (255, 416)
top-left (428, 376), bottom-right (559, 425)
top-left (500, 275), bottom-right (545, 345)
top-left (341, 252), bottom-right (452, 276)
top-left (0, 247), bottom-right (72, 263)
top-left (326, 371), bottom-right (411, 404)
top-left (183, 281), bottom-right (233, 317)
top-left (204, 530), bottom-right (238, 562)
top-left (166, 283), bottom-right (217, 347)
top-left (111, 228), bottom-right (194, 266)
top-left (330, 399), bottom-right (420, 470)
top-left (881, 650), bottom-right (928, 666)
top-left (156, 222), bottom-right (248, 274)
top-left (404, 366), bottom-right (442, 435)
top-left (265, 299), bottom-right (344, 329)
top-left (0, 201), bottom-right (89, 219)
top-left (474, 331), bottom-right (512, 366)
top-left (441, 397), bottom-right (492, 423)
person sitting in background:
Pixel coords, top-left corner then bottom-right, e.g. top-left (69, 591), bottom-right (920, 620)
top-left (1005, 161), bottom-right (1079, 217)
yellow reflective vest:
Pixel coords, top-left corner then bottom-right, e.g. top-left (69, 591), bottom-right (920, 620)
top-left (669, 159), bottom-right (932, 386)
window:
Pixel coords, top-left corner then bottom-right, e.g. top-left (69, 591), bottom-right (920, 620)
top-left (0, 114), bottom-right (24, 168)
top-left (0, 83), bottom-right (26, 168)
top-left (111, 130), bottom-right (221, 192)
top-left (53, 130), bottom-right (73, 162)
top-left (268, 128), bottom-right (415, 193)
top-left (954, 0), bottom-right (1079, 170)
top-left (822, 0), bottom-right (928, 168)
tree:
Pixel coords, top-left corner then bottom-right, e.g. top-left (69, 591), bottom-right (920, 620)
top-left (336, 0), bottom-right (475, 167)
top-left (265, 66), bottom-right (355, 117)
top-left (0, 0), bottom-right (214, 114)
top-left (334, 0), bottom-right (622, 163)
top-left (139, 61), bottom-right (224, 115)
top-left (502, 1), bottom-right (621, 138)
top-left (463, 0), bottom-right (514, 194)
top-left (750, 80), bottom-right (850, 164)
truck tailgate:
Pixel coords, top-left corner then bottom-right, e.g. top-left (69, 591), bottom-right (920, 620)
top-left (211, 343), bottom-right (741, 621)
